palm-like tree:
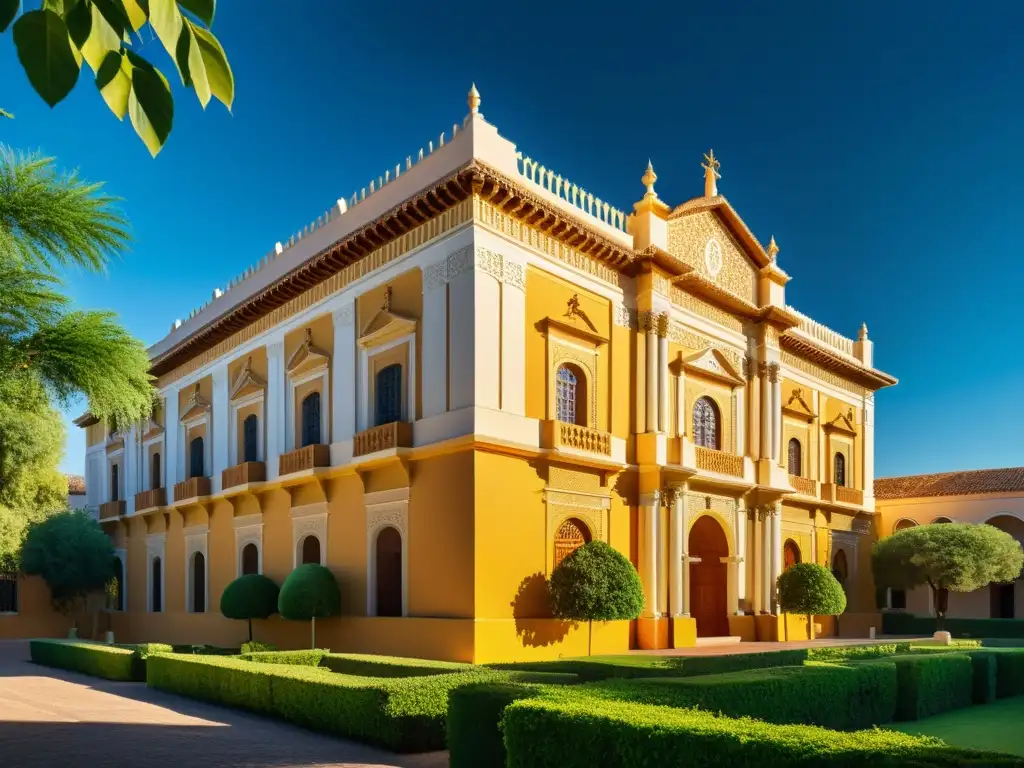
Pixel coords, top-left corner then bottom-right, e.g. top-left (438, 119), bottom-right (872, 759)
top-left (0, 148), bottom-right (152, 428)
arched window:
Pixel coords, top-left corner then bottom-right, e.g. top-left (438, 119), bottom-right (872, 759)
top-left (151, 556), bottom-right (162, 613)
top-left (834, 452), bottom-right (846, 487)
top-left (151, 453), bottom-right (161, 490)
top-left (832, 549), bottom-right (848, 588)
top-left (375, 364), bottom-right (403, 426)
top-left (191, 552), bottom-right (206, 613)
top-left (110, 464), bottom-right (119, 502)
top-left (554, 517), bottom-right (591, 569)
top-left (241, 543), bottom-right (259, 575)
top-left (788, 438), bottom-right (802, 476)
top-left (301, 392), bottom-right (322, 447)
top-left (692, 397), bottom-right (720, 449)
top-left (110, 556), bottom-right (124, 611)
top-left (555, 365), bottom-right (587, 426)
top-left (301, 535), bottom-right (321, 565)
top-left (783, 539), bottom-right (801, 570)
top-left (243, 414), bottom-right (259, 463)
top-left (375, 526), bottom-right (403, 617)
top-left (189, 436), bottom-right (204, 479)
top-left (893, 518), bottom-right (918, 533)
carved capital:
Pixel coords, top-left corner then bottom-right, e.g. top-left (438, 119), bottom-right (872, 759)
top-left (768, 362), bottom-right (781, 384)
top-left (642, 311), bottom-right (659, 336)
top-left (656, 312), bottom-right (670, 338)
top-left (758, 360), bottom-right (769, 379)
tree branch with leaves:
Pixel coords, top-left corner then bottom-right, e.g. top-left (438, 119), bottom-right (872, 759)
top-left (1, 0), bottom-right (233, 156)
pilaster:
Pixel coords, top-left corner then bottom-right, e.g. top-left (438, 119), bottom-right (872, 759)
top-left (421, 260), bottom-right (448, 418)
top-left (332, 303), bottom-right (356, 441)
top-left (164, 390), bottom-right (179, 489)
top-left (657, 313), bottom-right (669, 433)
top-left (639, 490), bottom-right (661, 617)
top-left (499, 251), bottom-right (527, 416)
top-left (266, 340), bottom-right (286, 480)
top-left (447, 245), bottom-right (477, 410)
top-left (644, 313), bottom-right (658, 433)
top-left (211, 365), bottom-right (229, 493)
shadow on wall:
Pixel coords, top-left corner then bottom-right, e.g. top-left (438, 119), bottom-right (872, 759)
top-left (510, 572), bottom-right (574, 647)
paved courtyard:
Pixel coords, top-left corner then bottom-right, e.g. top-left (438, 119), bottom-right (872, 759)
top-left (0, 641), bottom-right (446, 768)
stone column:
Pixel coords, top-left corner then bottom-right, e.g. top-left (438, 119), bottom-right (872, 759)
top-left (266, 340), bottom-right (286, 480)
top-left (724, 556), bottom-right (743, 617)
top-left (734, 504), bottom-right (747, 612)
top-left (668, 488), bottom-right (683, 616)
top-left (645, 314), bottom-right (658, 432)
top-left (500, 254), bottom-right (527, 416)
top-left (211, 364), bottom-right (229, 493)
top-left (676, 366), bottom-right (687, 437)
top-left (749, 508), bottom-right (762, 613)
top-left (761, 508), bottom-right (774, 612)
top-left (332, 302), bottom-right (356, 441)
top-left (164, 390), bottom-right (179, 489)
top-left (771, 505), bottom-right (783, 612)
top-left (770, 363), bottom-right (782, 462)
top-left (640, 491), bottom-right (660, 617)
top-left (759, 361), bottom-right (771, 458)
top-left (657, 313), bottom-right (669, 433)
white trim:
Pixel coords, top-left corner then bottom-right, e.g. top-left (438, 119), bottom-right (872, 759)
top-left (181, 412), bottom-right (211, 478)
top-left (184, 524), bottom-right (210, 613)
top-left (141, 435), bottom-right (165, 492)
top-left (230, 391), bottom-right (265, 464)
top-left (365, 488), bottom-right (409, 617)
top-left (291, 503), bottom-right (327, 567)
top-left (358, 332), bottom-right (416, 432)
top-left (286, 366), bottom-right (330, 453)
top-left (233, 514), bottom-right (264, 576)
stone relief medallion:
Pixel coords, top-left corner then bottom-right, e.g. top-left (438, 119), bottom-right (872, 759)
top-left (704, 237), bottom-right (723, 279)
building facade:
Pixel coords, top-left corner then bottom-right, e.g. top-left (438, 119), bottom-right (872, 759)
top-left (876, 468), bottom-right (1024, 620)
top-left (77, 87), bottom-right (896, 662)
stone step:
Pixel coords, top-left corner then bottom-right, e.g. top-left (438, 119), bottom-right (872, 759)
top-left (695, 635), bottom-right (742, 647)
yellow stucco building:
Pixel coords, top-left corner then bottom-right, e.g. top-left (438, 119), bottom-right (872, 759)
top-left (74, 87), bottom-right (896, 662)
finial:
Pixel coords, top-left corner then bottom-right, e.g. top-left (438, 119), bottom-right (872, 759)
top-left (382, 285), bottom-right (392, 312)
top-left (859, 322), bottom-right (868, 341)
top-left (641, 160), bottom-right (658, 198)
top-left (468, 83), bottom-right (481, 116)
top-left (767, 235), bottom-right (779, 263)
top-left (702, 149), bottom-right (721, 197)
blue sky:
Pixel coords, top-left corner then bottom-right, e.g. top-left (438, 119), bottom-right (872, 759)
top-left (2, 1), bottom-right (1021, 479)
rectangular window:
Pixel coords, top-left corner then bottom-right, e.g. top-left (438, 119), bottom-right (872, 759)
top-left (891, 589), bottom-right (907, 610)
top-left (0, 573), bottom-right (18, 613)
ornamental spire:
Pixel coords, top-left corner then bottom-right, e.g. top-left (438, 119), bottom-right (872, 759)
top-left (859, 322), bottom-right (869, 341)
top-left (641, 160), bottom-right (658, 198)
top-left (702, 149), bottom-right (721, 197)
top-left (767, 235), bottom-right (779, 263)
top-left (468, 83), bottom-right (481, 116)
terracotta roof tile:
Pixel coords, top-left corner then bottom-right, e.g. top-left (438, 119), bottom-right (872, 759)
top-left (875, 467), bottom-right (1024, 500)
top-left (66, 474), bottom-right (86, 495)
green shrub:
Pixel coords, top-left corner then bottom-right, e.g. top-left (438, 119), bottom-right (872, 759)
top-left (966, 651), bottom-right (997, 704)
top-left (320, 653), bottom-right (474, 678)
top-left (501, 695), bottom-right (1024, 767)
top-left (146, 653), bottom-right (502, 752)
top-left (278, 564), bottom-right (341, 648)
top-left (991, 648), bottom-right (1024, 697)
top-left (448, 682), bottom-right (544, 768)
top-left (130, 643), bottom-right (173, 680)
top-left (171, 644), bottom-right (238, 655)
top-left (806, 642), bottom-right (911, 661)
top-left (238, 649), bottom-right (327, 667)
top-left (883, 612), bottom-right (1024, 639)
top-left (240, 641), bottom-right (277, 654)
top-left (890, 654), bottom-right (972, 720)
top-left (30, 639), bottom-right (136, 681)
top-left (220, 574), bottom-right (280, 642)
top-left (777, 563), bottom-right (847, 635)
top-left (581, 661), bottom-right (896, 730)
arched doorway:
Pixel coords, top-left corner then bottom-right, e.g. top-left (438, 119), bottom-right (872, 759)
top-left (986, 515), bottom-right (1024, 619)
top-left (688, 515), bottom-right (728, 637)
top-left (783, 539), bottom-right (801, 570)
top-left (554, 517), bottom-right (590, 569)
top-left (241, 543), bottom-right (259, 575)
top-left (300, 535), bottom-right (321, 565)
top-left (375, 526), bottom-right (403, 617)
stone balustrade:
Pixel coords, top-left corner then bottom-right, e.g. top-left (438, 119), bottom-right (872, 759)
top-left (134, 488), bottom-right (166, 512)
top-left (789, 475), bottom-right (817, 497)
top-left (173, 476), bottom-right (211, 502)
top-left (353, 421), bottom-right (413, 458)
top-left (695, 446), bottom-right (744, 477)
top-left (542, 420), bottom-right (612, 456)
top-left (98, 500), bottom-right (125, 520)
top-left (222, 461), bottom-right (266, 490)
top-left (278, 444), bottom-right (330, 476)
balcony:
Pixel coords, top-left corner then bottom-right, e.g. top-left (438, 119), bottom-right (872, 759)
top-left (789, 474), bottom-right (817, 497)
top-left (222, 461), bottom-right (266, 490)
top-left (695, 446), bottom-right (744, 478)
top-left (820, 482), bottom-right (864, 507)
top-left (279, 444), bottom-right (330, 476)
top-left (173, 476), bottom-right (211, 502)
top-left (542, 420), bottom-right (611, 457)
top-left (134, 488), bottom-right (166, 512)
top-left (98, 500), bottom-right (125, 520)
top-left (353, 421), bottom-right (413, 458)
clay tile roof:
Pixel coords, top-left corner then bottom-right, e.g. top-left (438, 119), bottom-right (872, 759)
top-left (875, 467), bottom-right (1024, 500)
top-left (66, 474), bottom-right (86, 495)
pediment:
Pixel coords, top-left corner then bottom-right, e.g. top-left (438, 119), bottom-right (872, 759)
top-left (288, 328), bottom-right (331, 375)
top-left (682, 348), bottom-right (744, 387)
top-left (665, 206), bottom-right (760, 305)
top-left (231, 357), bottom-right (267, 400)
top-left (824, 408), bottom-right (857, 436)
top-left (180, 383), bottom-right (211, 424)
top-left (782, 387), bottom-right (816, 423)
top-left (359, 309), bottom-right (417, 348)
top-left (142, 416), bottom-right (164, 442)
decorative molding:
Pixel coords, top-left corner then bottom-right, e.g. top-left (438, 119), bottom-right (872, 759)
top-left (446, 245), bottom-right (474, 280)
top-left (767, 362), bottom-right (781, 384)
top-left (423, 259), bottom-right (449, 293)
top-left (670, 287), bottom-right (744, 332)
top-left (781, 350), bottom-right (866, 397)
top-left (230, 356), bottom-right (266, 401)
top-left (334, 304), bottom-right (354, 327)
top-left (473, 245), bottom-right (527, 291)
top-left (365, 489), bottom-right (410, 617)
top-left (551, 342), bottom-right (599, 426)
top-left (668, 323), bottom-right (742, 370)
top-left (291, 502), bottom-right (327, 567)
top-left (286, 328), bottom-right (331, 373)
top-left (688, 492), bottom-right (738, 532)
top-left (613, 305), bottom-right (637, 330)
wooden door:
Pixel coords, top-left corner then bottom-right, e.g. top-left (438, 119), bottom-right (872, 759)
top-left (688, 515), bottom-right (729, 637)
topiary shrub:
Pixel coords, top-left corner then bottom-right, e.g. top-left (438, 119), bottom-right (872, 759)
top-left (549, 541), bottom-right (644, 655)
top-left (131, 642), bottom-right (173, 680)
top-left (220, 574), bottom-right (280, 642)
top-left (240, 640), bottom-right (278, 655)
top-left (278, 564), bottom-right (340, 648)
top-left (777, 563), bottom-right (846, 639)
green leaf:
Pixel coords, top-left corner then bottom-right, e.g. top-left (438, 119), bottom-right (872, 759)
top-left (78, 1), bottom-right (121, 72)
top-left (176, 0), bottom-right (212, 25)
top-left (175, 22), bottom-right (209, 106)
top-left (12, 10), bottom-right (81, 107)
top-left (146, 0), bottom-right (185, 82)
top-left (120, 0), bottom-right (145, 30)
top-left (90, 0), bottom-right (130, 37)
top-left (0, 0), bottom-right (19, 33)
top-left (188, 21), bottom-right (231, 108)
top-left (95, 49), bottom-right (130, 119)
top-left (64, 0), bottom-right (90, 47)
top-left (128, 59), bottom-right (173, 156)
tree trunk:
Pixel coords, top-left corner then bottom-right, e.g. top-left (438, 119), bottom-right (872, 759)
top-left (935, 587), bottom-right (949, 631)
top-left (311, 616), bottom-right (316, 649)
top-left (248, 618), bottom-right (253, 643)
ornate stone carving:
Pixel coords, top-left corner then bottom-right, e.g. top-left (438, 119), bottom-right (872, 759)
top-left (656, 312), bottom-right (670, 338)
top-left (366, 495), bottom-right (409, 539)
top-left (768, 362), bottom-right (781, 383)
top-left (670, 287), bottom-right (745, 332)
top-left (781, 350), bottom-right (866, 396)
top-left (503, 258), bottom-right (526, 291)
top-left (446, 245), bottom-right (474, 280)
top-left (667, 323), bottom-right (742, 370)
top-left (687, 492), bottom-right (737, 531)
top-left (423, 260), bottom-right (448, 292)
top-left (666, 211), bottom-right (757, 303)
top-left (475, 246), bottom-right (503, 281)
top-left (613, 305), bottom-right (637, 329)
top-left (652, 272), bottom-right (672, 296)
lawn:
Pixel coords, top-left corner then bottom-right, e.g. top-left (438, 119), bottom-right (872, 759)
top-left (887, 696), bottom-right (1024, 757)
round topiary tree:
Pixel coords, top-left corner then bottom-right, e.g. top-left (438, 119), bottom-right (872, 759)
top-left (277, 564), bottom-right (341, 648)
top-left (549, 541), bottom-right (644, 655)
top-left (873, 523), bottom-right (1023, 630)
top-left (220, 574), bottom-right (280, 642)
top-left (777, 562), bottom-right (847, 640)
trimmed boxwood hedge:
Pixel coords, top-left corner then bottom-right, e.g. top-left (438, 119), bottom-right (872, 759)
top-left (31, 639), bottom-right (138, 681)
top-left (237, 649), bottom-right (327, 666)
top-left (320, 653), bottom-right (474, 678)
top-left (146, 653), bottom-right (537, 752)
top-left (130, 643), bottom-right (173, 681)
top-left (580, 661), bottom-right (897, 730)
top-left (501, 694), bottom-right (1024, 767)
top-left (889, 654), bottom-right (973, 720)
top-left (967, 651), bottom-right (998, 704)
top-left (448, 682), bottom-right (544, 768)
top-left (991, 648), bottom-right (1024, 698)
top-left (884, 612), bottom-right (1024, 639)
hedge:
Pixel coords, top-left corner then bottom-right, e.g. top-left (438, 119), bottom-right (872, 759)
top-left (968, 651), bottom-right (998, 704)
top-left (146, 653), bottom-right (505, 752)
top-left (238, 649), bottom-right (327, 666)
top-left (501, 695), bottom-right (1023, 767)
top-left (448, 682), bottom-right (544, 768)
top-left (320, 653), bottom-right (475, 678)
top-left (991, 648), bottom-right (1024, 698)
top-left (889, 654), bottom-right (972, 720)
top-left (804, 642), bottom-right (911, 661)
top-left (130, 643), bottom-right (173, 681)
top-left (883, 612), bottom-right (1024, 639)
top-left (30, 639), bottom-right (138, 681)
top-left (580, 661), bottom-right (896, 731)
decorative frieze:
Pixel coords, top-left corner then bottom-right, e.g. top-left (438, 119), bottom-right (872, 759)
top-left (668, 323), bottom-right (742, 370)
top-left (781, 350), bottom-right (866, 397)
top-left (613, 305), bottom-right (637, 330)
